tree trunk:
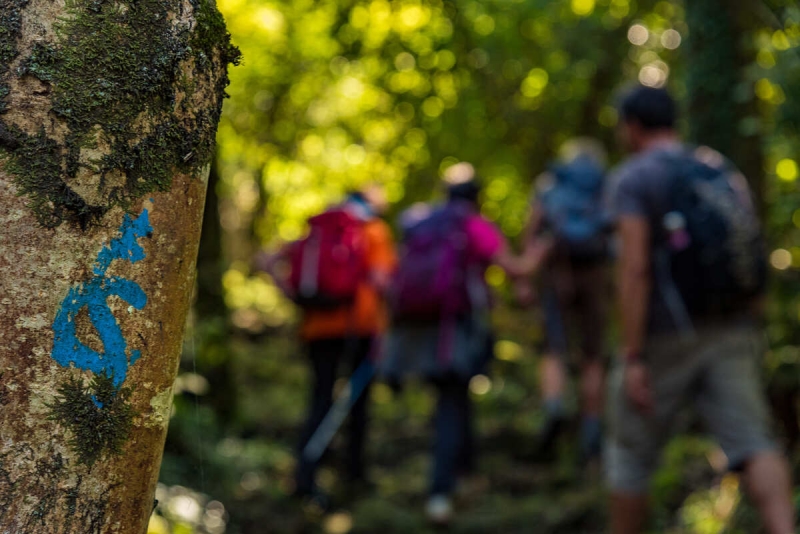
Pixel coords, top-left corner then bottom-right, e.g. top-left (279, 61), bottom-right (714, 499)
top-left (0, 0), bottom-right (238, 532)
top-left (685, 0), bottom-right (764, 209)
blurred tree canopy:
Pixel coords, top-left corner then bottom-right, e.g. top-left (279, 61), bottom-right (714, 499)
top-left (214, 0), bottom-right (800, 334)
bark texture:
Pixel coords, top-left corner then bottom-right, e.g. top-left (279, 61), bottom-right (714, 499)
top-left (0, 0), bottom-right (237, 532)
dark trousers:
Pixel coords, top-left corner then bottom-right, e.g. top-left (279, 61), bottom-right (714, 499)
top-left (430, 379), bottom-right (475, 495)
top-left (295, 336), bottom-right (373, 493)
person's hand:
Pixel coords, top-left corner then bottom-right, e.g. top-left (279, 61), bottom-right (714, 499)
top-left (522, 236), bottom-right (554, 274)
top-left (623, 360), bottom-right (653, 414)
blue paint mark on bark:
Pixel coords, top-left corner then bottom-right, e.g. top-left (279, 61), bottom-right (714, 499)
top-left (51, 210), bottom-right (152, 387)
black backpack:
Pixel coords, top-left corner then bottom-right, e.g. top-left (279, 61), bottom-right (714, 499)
top-left (656, 147), bottom-right (767, 321)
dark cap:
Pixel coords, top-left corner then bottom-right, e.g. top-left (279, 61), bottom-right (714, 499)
top-left (618, 84), bottom-right (677, 130)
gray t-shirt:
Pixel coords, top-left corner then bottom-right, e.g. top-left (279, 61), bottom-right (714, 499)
top-left (609, 141), bottom-right (686, 334)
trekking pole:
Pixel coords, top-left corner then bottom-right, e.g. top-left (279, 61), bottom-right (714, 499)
top-left (302, 354), bottom-right (376, 465)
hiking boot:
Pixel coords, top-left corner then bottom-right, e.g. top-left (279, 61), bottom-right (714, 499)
top-left (425, 494), bottom-right (453, 526)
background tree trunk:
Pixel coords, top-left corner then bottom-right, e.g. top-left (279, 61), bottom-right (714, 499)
top-left (686, 0), bottom-right (799, 454)
top-left (194, 158), bottom-right (237, 425)
top-left (685, 0), bottom-right (764, 209)
top-left (0, 0), bottom-right (238, 532)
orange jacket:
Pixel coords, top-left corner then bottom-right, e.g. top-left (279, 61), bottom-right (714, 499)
top-left (300, 218), bottom-right (397, 341)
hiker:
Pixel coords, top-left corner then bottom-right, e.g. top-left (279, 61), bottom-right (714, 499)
top-left (383, 163), bottom-right (551, 525)
top-left (519, 138), bottom-right (611, 466)
top-left (606, 85), bottom-right (795, 534)
top-left (256, 185), bottom-right (397, 508)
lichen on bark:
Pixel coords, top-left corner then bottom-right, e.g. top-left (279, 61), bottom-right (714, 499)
top-left (0, 0), bottom-right (240, 229)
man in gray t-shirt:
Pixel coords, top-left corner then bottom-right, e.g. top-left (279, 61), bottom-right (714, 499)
top-left (605, 85), bottom-right (794, 534)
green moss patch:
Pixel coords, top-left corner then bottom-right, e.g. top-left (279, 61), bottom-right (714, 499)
top-left (0, 0), bottom-right (28, 112)
top-left (48, 374), bottom-right (136, 467)
top-left (0, 0), bottom-right (240, 228)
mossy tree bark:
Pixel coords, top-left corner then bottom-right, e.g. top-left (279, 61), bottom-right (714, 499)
top-left (0, 0), bottom-right (238, 532)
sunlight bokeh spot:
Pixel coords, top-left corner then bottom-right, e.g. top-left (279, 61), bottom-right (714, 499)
top-left (792, 209), bottom-right (800, 229)
top-left (661, 29), bottom-right (681, 49)
top-left (770, 249), bottom-right (792, 270)
top-left (395, 52), bottom-right (416, 71)
top-left (772, 30), bottom-right (791, 51)
top-left (755, 78), bottom-right (776, 101)
top-left (680, 474), bottom-right (740, 534)
top-left (398, 5), bottom-right (428, 31)
top-left (371, 383), bottom-right (393, 404)
top-left (469, 48), bottom-right (490, 69)
top-left (436, 49), bottom-right (456, 70)
top-left (521, 68), bottom-right (549, 97)
top-left (301, 135), bottom-right (325, 158)
top-left (776, 158), bottom-right (798, 182)
top-left (610, 0), bottom-right (630, 18)
top-left (350, 5), bottom-right (369, 29)
top-left (255, 7), bottom-right (285, 36)
top-left (469, 375), bottom-right (492, 396)
top-left (757, 48), bottom-right (776, 69)
top-left (405, 128), bottom-right (427, 149)
top-left (474, 14), bottom-right (496, 36)
top-left (628, 23), bottom-right (649, 46)
top-left (571, 0), bottom-right (595, 17)
top-left (240, 471), bottom-right (264, 492)
top-left (422, 96), bottom-right (444, 117)
top-left (344, 144), bottom-right (366, 165)
top-left (147, 515), bottom-right (170, 534)
top-left (485, 264), bottom-right (506, 287)
top-left (495, 340), bottom-right (523, 362)
top-left (639, 62), bottom-right (668, 87)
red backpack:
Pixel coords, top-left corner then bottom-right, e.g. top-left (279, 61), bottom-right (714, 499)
top-left (287, 209), bottom-right (367, 309)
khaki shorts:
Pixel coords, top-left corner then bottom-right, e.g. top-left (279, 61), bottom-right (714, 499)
top-left (605, 323), bottom-right (775, 493)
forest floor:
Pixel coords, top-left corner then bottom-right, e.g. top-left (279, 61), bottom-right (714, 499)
top-left (154, 313), bottom-right (796, 534)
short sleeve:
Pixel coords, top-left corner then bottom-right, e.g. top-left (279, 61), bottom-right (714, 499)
top-left (364, 220), bottom-right (397, 272)
top-left (465, 215), bottom-right (505, 262)
top-left (612, 168), bottom-right (648, 218)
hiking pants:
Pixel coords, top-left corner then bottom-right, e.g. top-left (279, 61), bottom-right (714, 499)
top-left (431, 379), bottom-right (475, 495)
top-left (295, 336), bottom-right (373, 493)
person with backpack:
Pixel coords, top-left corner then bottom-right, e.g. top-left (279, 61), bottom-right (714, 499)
top-left (383, 164), bottom-right (551, 525)
top-left (519, 138), bottom-right (611, 467)
top-left (257, 185), bottom-right (397, 508)
top-left (607, 85), bottom-right (794, 534)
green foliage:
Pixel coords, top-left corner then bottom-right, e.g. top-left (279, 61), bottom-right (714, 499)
top-left (217, 0), bottom-right (677, 248)
top-left (48, 373), bottom-right (136, 467)
top-left (0, 0), bottom-right (239, 228)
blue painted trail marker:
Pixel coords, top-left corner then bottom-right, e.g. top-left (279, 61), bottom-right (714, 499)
top-left (51, 210), bottom-right (152, 388)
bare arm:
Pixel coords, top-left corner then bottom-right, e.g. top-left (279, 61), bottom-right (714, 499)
top-left (493, 237), bottom-right (553, 278)
top-left (522, 201), bottom-right (545, 246)
top-left (618, 215), bottom-right (651, 357)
